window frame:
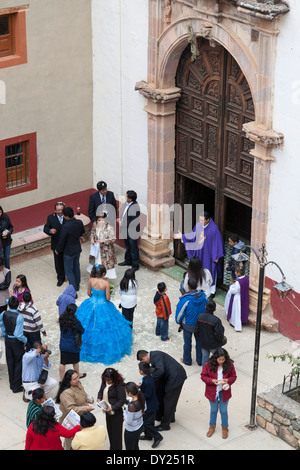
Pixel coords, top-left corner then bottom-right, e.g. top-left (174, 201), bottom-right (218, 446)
top-left (0, 7), bottom-right (28, 69)
top-left (0, 133), bottom-right (38, 197)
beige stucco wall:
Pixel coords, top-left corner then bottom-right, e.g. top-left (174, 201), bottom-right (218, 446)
top-left (0, 0), bottom-right (93, 211)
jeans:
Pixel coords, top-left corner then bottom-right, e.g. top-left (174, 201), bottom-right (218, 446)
top-left (155, 317), bottom-right (169, 341)
top-left (0, 244), bottom-right (11, 269)
top-left (201, 348), bottom-right (217, 367)
top-left (63, 254), bottom-right (80, 290)
top-left (182, 328), bottom-right (202, 366)
top-left (209, 392), bottom-right (229, 427)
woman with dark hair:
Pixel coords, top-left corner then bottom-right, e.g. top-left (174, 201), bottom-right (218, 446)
top-left (76, 265), bottom-right (132, 364)
top-left (123, 381), bottom-right (145, 450)
top-left (119, 268), bottom-right (138, 326)
top-left (10, 274), bottom-right (32, 303)
top-left (138, 361), bottom-right (163, 448)
top-left (97, 368), bottom-right (126, 450)
top-left (0, 256), bottom-right (11, 314)
top-left (56, 370), bottom-right (94, 450)
top-left (0, 206), bottom-right (13, 269)
top-left (58, 304), bottom-right (86, 381)
top-left (181, 255), bottom-right (212, 299)
top-left (201, 348), bottom-right (237, 439)
top-left (25, 405), bottom-right (80, 450)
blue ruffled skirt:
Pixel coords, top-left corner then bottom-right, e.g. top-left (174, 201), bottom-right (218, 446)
top-left (76, 287), bottom-right (132, 364)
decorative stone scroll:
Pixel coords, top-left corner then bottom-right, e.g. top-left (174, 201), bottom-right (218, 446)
top-left (243, 121), bottom-right (284, 149)
top-left (135, 80), bottom-right (181, 104)
top-left (226, 0), bottom-right (290, 20)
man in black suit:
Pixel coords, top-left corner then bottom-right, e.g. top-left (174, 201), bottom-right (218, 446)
top-left (43, 202), bottom-right (66, 286)
top-left (137, 349), bottom-right (187, 431)
top-left (118, 190), bottom-right (140, 271)
top-left (55, 207), bottom-right (85, 292)
top-left (88, 181), bottom-right (117, 223)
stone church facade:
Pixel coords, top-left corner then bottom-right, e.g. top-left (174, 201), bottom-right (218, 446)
top-left (133, 0), bottom-right (298, 337)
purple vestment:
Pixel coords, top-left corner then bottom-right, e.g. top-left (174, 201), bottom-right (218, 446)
top-left (182, 219), bottom-right (224, 285)
top-left (227, 275), bottom-right (249, 324)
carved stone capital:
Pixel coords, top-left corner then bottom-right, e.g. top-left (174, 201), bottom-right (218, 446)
top-left (135, 80), bottom-right (181, 104)
top-left (243, 121), bottom-right (284, 149)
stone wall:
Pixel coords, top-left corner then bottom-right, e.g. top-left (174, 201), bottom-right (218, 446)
top-left (257, 385), bottom-right (300, 449)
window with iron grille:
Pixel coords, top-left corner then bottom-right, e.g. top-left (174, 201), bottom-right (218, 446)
top-left (5, 140), bottom-right (29, 189)
top-left (0, 133), bottom-right (37, 196)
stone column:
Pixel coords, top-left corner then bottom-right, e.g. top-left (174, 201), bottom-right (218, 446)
top-left (135, 81), bottom-right (181, 268)
top-left (244, 121), bottom-right (284, 331)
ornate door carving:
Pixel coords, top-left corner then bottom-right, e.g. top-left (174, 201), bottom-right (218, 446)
top-left (175, 39), bottom-right (255, 235)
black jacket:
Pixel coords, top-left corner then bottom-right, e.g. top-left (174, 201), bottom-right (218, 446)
top-left (43, 213), bottom-right (66, 250)
top-left (0, 213), bottom-right (13, 247)
top-left (97, 381), bottom-right (126, 415)
top-left (0, 268), bottom-right (11, 291)
top-left (120, 200), bottom-right (140, 240)
top-left (140, 374), bottom-right (159, 413)
top-left (195, 312), bottom-right (225, 349)
top-left (88, 190), bottom-right (117, 223)
top-left (150, 350), bottom-right (187, 394)
top-left (55, 218), bottom-right (85, 256)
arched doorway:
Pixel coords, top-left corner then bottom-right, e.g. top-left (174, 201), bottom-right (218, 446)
top-left (174, 39), bottom-right (255, 284)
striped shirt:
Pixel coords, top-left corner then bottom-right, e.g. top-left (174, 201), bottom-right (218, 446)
top-left (26, 400), bottom-right (42, 428)
top-left (18, 303), bottom-right (45, 334)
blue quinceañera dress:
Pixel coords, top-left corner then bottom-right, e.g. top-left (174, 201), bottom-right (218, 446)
top-left (76, 287), bottom-right (132, 364)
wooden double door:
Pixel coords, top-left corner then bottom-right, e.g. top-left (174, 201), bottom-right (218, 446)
top-left (175, 38), bottom-right (255, 260)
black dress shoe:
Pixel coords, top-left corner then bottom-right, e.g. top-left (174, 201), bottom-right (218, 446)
top-left (155, 425), bottom-right (170, 431)
top-left (132, 266), bottom-right (139, 271)
top-left (118, 261), bottom-right (131, 266)
top-left (57, 280), bottom-right (64, 287)
top-left (152, 437), bottom-right (163, 448)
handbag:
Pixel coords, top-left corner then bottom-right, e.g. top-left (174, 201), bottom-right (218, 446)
top-left (38, 368), bottom-right (48, 385)
top-left (222, 336), bottom-right (227, 346)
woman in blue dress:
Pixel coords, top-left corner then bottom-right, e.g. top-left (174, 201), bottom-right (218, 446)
top-left (76, 265), bottom-right (132, 364)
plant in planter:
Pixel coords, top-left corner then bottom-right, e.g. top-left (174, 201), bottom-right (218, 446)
top-left (266, 324), bottom-right (300, 404)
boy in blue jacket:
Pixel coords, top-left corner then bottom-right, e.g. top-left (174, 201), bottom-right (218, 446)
top-left (138, 361), bottom-right (163, 448)
top-left (175, 277), bottom-right (207, 366)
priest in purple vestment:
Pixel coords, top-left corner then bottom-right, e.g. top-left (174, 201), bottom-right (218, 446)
top-left (174, 212), bottom-right (224, 296)
top-left (224, 267), bottom-right (249, 332)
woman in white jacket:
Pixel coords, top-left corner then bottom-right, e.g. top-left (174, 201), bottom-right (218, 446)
top-left (118, 269), bottom-right (138, 328)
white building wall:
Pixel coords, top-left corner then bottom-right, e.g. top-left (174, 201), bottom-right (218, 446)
top-left (266, 0), bottom-right (300, 293)
top-left (92, 0), bottom-right (148, 207)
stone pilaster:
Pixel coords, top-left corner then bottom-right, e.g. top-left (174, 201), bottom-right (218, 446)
top-left (243, 121), bottom-right (284, 331)
top-left (135, 81), bottom-right (181, 268)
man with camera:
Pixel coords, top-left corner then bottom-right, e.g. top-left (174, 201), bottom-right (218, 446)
top-left (22, 341), bottom-right (58, 403)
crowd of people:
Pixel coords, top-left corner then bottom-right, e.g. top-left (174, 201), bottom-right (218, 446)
top-left (0, 182), bottom-right (249, 450)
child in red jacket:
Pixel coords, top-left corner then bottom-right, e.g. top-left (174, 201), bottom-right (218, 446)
top-left (153, 282), bottom-right (172, 341)
top-left (201, 348), bottom-right (237, 439)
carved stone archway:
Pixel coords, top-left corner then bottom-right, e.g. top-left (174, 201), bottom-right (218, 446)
top-left (136, 0), bottom-right (288, 330)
